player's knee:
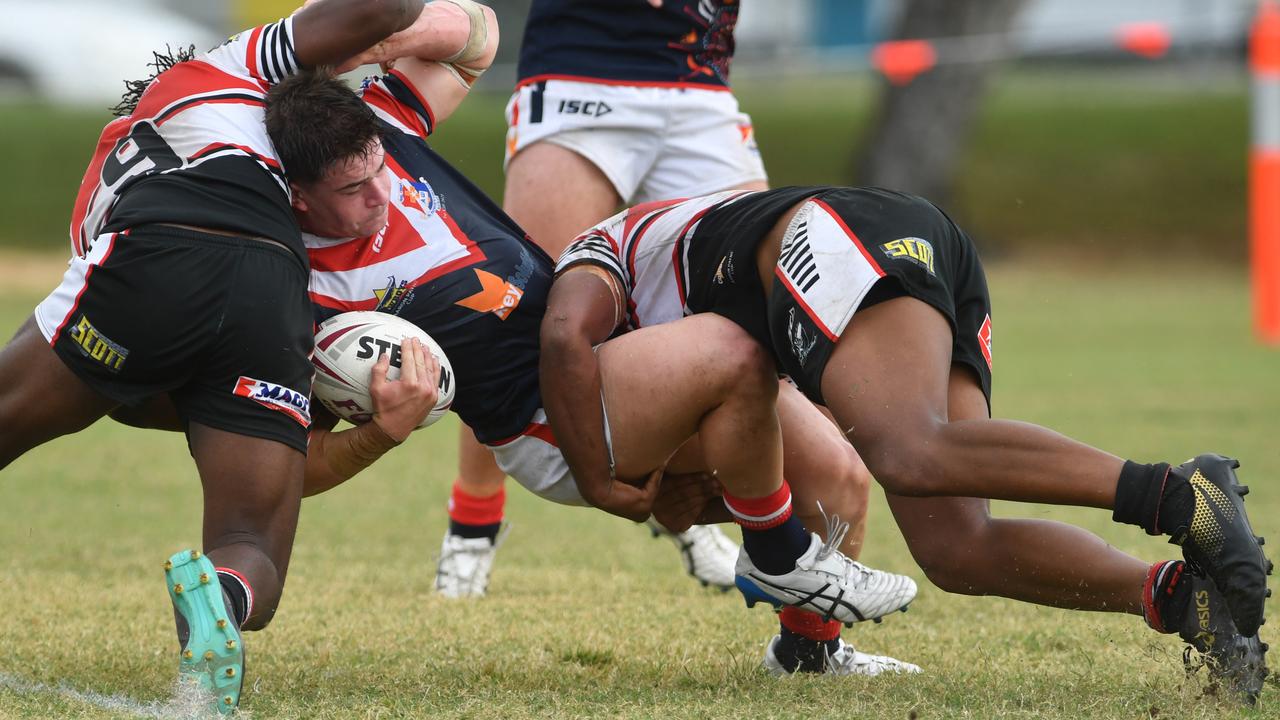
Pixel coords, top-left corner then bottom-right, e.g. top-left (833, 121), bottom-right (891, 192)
top-left (716, 325), bottom-right (776, 399)
top-left (861, 429), bottom-right (949, 497)
top-left (903, 517), bottom-right (993, 595)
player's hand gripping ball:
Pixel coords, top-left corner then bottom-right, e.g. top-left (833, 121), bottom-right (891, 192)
top-left (312, 311), bottom-right (454, 427)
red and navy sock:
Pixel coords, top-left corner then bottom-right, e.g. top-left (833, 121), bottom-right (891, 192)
top-left (774, 607), bottom-right (842, 673)
top-left (723, 481), bottom-right (811, 575)
top-left (447, 482), bottom-right (505, 543)
top-left (1141, 560), bottom-right (1189, 634)
top-left (215, 567), bottom-right (254, 628)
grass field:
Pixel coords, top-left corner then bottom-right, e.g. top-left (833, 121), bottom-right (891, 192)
top-left (0, 253), bottom-right (1276, 719)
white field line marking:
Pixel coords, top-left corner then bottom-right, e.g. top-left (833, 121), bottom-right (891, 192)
top-left (0, 672), bottom-right (229, 719)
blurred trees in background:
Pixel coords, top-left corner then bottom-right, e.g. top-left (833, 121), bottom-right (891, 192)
top-left (856, 0), bottom-right (1030, 206)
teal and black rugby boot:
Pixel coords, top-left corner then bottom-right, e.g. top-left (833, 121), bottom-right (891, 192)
top-left (165, 549), bottom-right (244, 715)
top-left (1163, 454), bottom-right (1270, 637)
top-left (1176, 566), bottom-right (1269, 705)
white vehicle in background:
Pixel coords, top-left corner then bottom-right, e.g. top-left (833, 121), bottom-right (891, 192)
top-left (0, 0), bottom-right (222, 106)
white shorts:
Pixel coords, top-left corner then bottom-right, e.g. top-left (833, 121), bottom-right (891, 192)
top-left (504, 79), bottom-right (768, 204)
top-left (486, 406), bottom-right (615, 507)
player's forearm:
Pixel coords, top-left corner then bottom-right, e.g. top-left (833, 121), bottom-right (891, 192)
top-left (539, 326), bottom-right (618, 511)
top-left (291, 0), bottom-right (423, 70)
top-left (304, 421), bottom-right (402, 497)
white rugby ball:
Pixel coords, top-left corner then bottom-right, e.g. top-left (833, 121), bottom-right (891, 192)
top-left (312, 311), bottom-right (455, 428)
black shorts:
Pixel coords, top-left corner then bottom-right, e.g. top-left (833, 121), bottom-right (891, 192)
top-left (34, 225), bottom-right (314, 452)
top-left (765, 188), bottom-right (993, 408)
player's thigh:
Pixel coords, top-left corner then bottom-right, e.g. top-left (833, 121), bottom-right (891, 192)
top-left (503, 142), bottom-right (621, 259)
top-left (597, 314), bottom-right (774, 479)
top-left (190, 422), bottom-right (305, 569)
top-left (776, 381), bottom-right (864, 517)
top-left (0, 316), bottom-right (116, 464)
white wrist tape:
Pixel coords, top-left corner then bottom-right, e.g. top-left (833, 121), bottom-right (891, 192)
top-left (438, 0), bottom-right (489, 65)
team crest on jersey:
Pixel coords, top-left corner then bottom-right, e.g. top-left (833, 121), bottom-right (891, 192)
top-left (67, 314), bottom-right (128, 373)
top-left (977, 314), bottom-right (993, 369)
top-left (399, 178), bottom-right (440, 217)
top-left (233, 376), bottom-right (311, 427)
top-left (881, 237), bottom-right (936, 276)
top-left (373, 276), bottom-right (415, 314)
top-left (786, 307), bottom-right (818, 367)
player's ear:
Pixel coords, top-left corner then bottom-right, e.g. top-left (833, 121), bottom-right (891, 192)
top-left (289, 184), bottom-right (309, 212)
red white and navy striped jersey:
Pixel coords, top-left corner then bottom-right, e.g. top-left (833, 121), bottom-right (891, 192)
top-left (517, 0), bottom-right (739, 89)
top-left (555, 190), bottom-right (751, 331)
top-left (308, 73), bottom-right (554, 444)
top-left (557, 186), bottom-right (829, 341)
top-left (70, 19), bottom-right (300, 260)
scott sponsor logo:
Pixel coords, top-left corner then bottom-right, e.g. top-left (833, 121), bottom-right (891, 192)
top-left (881, 237), bottom-right (936, 275)
top-left (68, 315), bottom-right (128, 372)
top-left (233, 376), bottom-right (311, 427)
top-left (557, 99), bottom-right (612, 118)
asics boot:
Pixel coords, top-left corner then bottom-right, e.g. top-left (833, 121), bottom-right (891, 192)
top-left (647, 519), bottom-right (738, 591)
top-left (1164, 454), bottom-right (1270, 637)
top-left (762, 634), bottom-right (922, 676)
top-left (1176, 566), bottom-right (1269, 705)
top-left (434, 525), bottom-right (509, 599)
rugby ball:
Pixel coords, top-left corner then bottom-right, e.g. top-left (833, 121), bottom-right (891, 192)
top-left (312, 311), bottom-right (455, 428)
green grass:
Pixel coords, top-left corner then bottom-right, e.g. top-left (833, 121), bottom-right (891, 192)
top-left (0, 69), bottom-right (1251, 259)
top-left (0, 256), bottom-right (1277, 718)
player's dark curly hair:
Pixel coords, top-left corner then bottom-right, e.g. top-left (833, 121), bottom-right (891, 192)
top-left (265, 70), bottom-right (386, 187)
top-left (112, 45), bottom-right (197, 117)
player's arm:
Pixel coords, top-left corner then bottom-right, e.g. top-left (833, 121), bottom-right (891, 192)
top-left (289, 0), bottom-right (425, 71)
top-left (540, 265), bottom-right (660, 523)
top-left (304, 338), bottom-right (439, 497)
top-left (366, 0), bottom-right (499, 127)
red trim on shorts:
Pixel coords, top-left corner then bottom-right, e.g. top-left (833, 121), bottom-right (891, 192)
top-left (514, 74), bottom-right (732, 92)
top-left (773, 267), bottom-right (838, 342)
top-left (50, 232), bottom-right (121, 345)
top-left (448, 483), bottom-right (506, 525)
top-left (489, 420), bottom-right (557, 448)
top-left (780, 607), bottom-right (842, 641)
top-left (812, 198), bottom-right (885, 276)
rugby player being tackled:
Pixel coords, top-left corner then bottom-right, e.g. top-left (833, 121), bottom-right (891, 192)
top-left (270, 2), bottom-right (918, 677)
top-left (543, 186), bottom-right (1271, 701)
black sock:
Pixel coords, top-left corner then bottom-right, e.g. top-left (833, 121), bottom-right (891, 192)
top-left (449, 519), bottom-right (501, 542)
top-left (217, 573), bottom-right (250, 628)
top-left (742, 515), bottom-right (812, 576)
top-left (774, 624), bottom-right (841, 673)
top-left (1112, 460), bottom-right (1173, 535)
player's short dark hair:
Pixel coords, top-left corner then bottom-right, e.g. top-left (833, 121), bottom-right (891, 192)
top-left (265, 71), bottom-right (385, 187)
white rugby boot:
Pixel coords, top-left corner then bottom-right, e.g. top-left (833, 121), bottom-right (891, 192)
top-left (434, 525), bottom-right (509, 599)
top-left (762, 635), bottom-right (922, 677)
top-left (647, 519), bottom-right (738, 591)
top-left (734, 507), bottom-right (917, 625)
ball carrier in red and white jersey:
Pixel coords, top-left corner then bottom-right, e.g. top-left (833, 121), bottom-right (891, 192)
top-left (549, 186), bottom-right (1271, 697)
top-left (0, 2), bottom-right (438, 713)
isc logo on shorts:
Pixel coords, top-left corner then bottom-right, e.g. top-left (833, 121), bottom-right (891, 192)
top-left (557, 100), bottom-right (612, 117)
top-left (233, 376), bottom-right (312, 427)
top-left (68, 314), bottom-right (129, 373)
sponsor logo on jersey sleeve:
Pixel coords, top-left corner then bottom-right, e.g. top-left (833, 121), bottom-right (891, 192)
top-left (880, 237), bottom-right (936, 276)
top-left (67, 315), bottom-right (128, 372)
top-left (455, 269), bottom-right (526, 320)
top-left (978, 313), bottom-right (993, 369)
top-left (233, 376), bottom-right (312, 426)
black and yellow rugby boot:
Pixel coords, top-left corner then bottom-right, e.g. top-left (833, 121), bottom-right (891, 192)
top-left (1166, 455), bottom-right (1270, 638)
top-left (1145, 560), bottom-right (1269, 705)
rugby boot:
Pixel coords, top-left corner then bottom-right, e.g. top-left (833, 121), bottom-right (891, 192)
top-left (1162, 454), bottom-right (1269, 637)
top-left (434, 524), bottom-right (510, 599)
top-left (762, 635), bottom-right (922, 677)
top-left (735, 508), bottom-right (916, 626)
top-left (165, 549), bottom-right (244, 715)
top-left (1174, 566), bottom-right (1269, 705)
top-left (647, 519), bottom-right (738, 591)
